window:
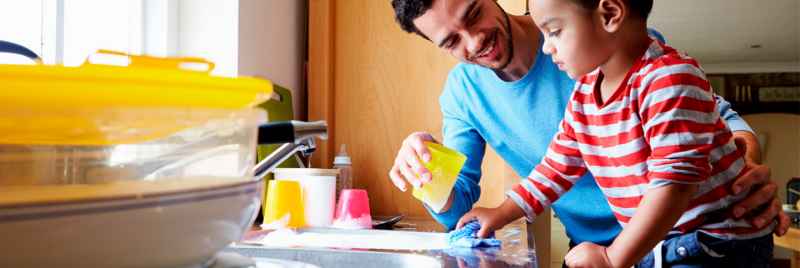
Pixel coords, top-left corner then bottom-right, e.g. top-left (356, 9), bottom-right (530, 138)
top-left (0, 0), bottom-right (237, 76)
top-left (62, 0), bottom-right (143, 66)
top-left (0, 1), bottom-right (43, 64)
top-left (0, 0), bottom-right (160, 66)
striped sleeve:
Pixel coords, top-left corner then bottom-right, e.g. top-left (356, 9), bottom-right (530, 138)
top-left (637, 57), bottom-right (718, 188)
top-left (507, 107), bottom-right (588, 222)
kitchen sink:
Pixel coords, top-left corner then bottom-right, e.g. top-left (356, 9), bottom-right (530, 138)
top-left (221, 246), bottom-right (442, 268)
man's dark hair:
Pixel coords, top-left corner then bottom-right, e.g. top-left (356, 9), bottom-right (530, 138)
top-left (391, 0), bottom-right (434, 37)
top-left (571, 0), bottom-right (653, 19)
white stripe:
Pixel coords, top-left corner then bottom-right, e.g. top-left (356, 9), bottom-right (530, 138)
top-left (553, 134), bottom-right (580, 150)
top-left (674, 193), bottom-right (742, 227)
top-left (601, 183), bottom-right (650, 199)
top-left (697, 222), bottom-right (776, 240)
top-left (649, 131), bottom-right (715, 150)
top-left (708, 140), bottom-right (738, 163)
top-left (572, 95), bottom-right (632, 115)
top-left (637, 63), bottom-right (706, 94)
top-left (640, 84), bottom-right (714, 111)
top-left (696, 156), bottom-right (745, 197)
top-left (699, 218), bottom-right (753, 230)
top-left (575, 82), bottom-right (593, 94)
top-left (607, 205), bottom-right (637, 218)
top-left (529, 169), bottom-right (568, 196)
top-left (577, 138), bottom-right (648, 159)
top-left (540, 150), bottom-right (586, 183)
top-left (643, 109), bottom-right (718, 133)
top-left (588, 161), bottom-right (648, 178)
top-left (647, 157), bottom-right (707, 178)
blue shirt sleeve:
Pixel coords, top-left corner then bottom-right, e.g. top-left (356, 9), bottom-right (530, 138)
top-left (647, 28), bottom-right (666, 43)
top-left (430, 74), bottom-right (485, 230)
top-left (714, 94), bottom-right (754, 133)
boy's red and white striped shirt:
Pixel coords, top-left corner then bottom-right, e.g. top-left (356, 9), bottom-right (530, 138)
top-left (508, 40), bottom-right (773, 239)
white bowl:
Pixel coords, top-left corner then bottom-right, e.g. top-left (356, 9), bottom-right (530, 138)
top-left (0, 179), bottom-right (263, 268)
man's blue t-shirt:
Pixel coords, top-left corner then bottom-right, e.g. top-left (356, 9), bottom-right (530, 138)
top-left (431, 34), bottom-right (753, 245)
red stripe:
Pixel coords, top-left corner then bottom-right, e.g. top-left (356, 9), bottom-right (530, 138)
top-left (572, 126), bottom-right (645, 147)
top-left (550, 138), bottom-right (581, 157)
top-left (512, 184), bottom-right (543, 214)
top-left (613, 212), bottom-right (632, 223)
top-left (674, 216), bottom-right (705, 233)
top-left (534, 165), bottom-right (575, 191)
top-left (687, 182), bottom-right (732, 210)
top-left (640, 72), bottom-right (711, 97)
top-left (542, 155), bottom-right (588, 177)
top-left (573, 91), bottom-right (594, 104)
top-left (607, 195), bottom-right (643, 209)
top-left (630, 57), bottom-right (702, 89)
top-left (529, 177), bottom-right (560, 203)
top-left (641, 96), bottom-right (716, 122)
top-left (649, 170), bottom-right (707, 183)
top-left (571, 107), bottom-right (636, 126)
top-left (581, 147), bottom-right (651, 167)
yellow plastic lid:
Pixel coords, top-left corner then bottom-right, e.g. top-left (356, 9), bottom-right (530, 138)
top-left (0, 51), bottom-right (273, 145)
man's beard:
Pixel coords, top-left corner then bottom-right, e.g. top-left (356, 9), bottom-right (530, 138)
top-left (492, 2), bottom-right (514, 71)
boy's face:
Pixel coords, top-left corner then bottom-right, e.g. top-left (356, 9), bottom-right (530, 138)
top-left (413, 0), bottom-right (514, 70)
top-left (529, 0), bottom-right (612, 78)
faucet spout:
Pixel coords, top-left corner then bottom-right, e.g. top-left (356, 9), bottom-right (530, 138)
top-left (252, 121), bottom-right (327, 179)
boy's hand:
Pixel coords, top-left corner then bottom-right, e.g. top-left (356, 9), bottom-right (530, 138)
top-left (564, 242), bottom-right (613, 268)
top-left (455, 198), bottom-right (525, 238)
top-left (455, 207), bottom-right (507, 238)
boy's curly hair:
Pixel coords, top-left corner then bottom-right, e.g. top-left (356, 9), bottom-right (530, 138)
top-left (572, 0), bottom-right (653, 19)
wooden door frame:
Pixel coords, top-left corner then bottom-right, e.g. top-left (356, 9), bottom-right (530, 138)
top-left (308, 0), bottom-right (335, 168)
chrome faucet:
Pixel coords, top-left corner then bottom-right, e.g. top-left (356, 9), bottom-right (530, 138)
top-left (252, 120), bottom-right (328, 180)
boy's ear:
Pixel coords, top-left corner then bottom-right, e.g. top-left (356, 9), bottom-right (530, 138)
top-left (597, 0), bottom-right (625, 33)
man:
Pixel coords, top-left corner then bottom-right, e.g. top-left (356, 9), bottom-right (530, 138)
top-left (387, 0), bottom-right (789, 249)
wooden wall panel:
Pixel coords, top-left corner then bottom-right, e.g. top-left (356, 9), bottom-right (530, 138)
top-left (308, 0), bottom-right (335, 169)
top-left (497, 0), bottom-right (528, 15)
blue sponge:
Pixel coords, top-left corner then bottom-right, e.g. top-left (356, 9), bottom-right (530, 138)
top-left (447, 220), bottom-right (502, 248)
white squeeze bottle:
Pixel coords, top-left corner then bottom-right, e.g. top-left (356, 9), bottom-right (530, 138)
top-left (333, 144), bottom-right (352, 200)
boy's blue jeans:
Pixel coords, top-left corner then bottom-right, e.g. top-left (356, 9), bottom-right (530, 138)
top-left (635, 231), bottom-right (773, 268)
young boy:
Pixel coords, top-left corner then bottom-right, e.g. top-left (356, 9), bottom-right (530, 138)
top-left (456, 0), bottom-right (775, 267)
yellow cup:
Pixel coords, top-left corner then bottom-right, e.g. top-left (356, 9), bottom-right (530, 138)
top-left (263, 180), bottom-right (305, 228)
top-left (412, 142), bottom-right (467, 212)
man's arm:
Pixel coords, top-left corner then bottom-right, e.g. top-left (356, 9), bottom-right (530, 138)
top-left (427, 85), bottom-right (488, 230)
top-left (713, 94), bottom-right (790, 235)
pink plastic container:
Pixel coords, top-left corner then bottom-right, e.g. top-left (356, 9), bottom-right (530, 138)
top-left (332, 189), bottom-right (372, 229)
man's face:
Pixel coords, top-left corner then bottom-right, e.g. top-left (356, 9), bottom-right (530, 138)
top-left (413, 0), bottom-right (513, 70)
top-left (530, 0), bottom-right (610, 78)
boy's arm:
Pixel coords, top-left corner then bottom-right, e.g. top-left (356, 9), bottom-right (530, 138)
top-left (606, 60), bottom-right (721, 267)
top-left (506, 109), bottom-right (589, 223)
top-left (605, 184), bottom-right (697, 267)
top-left (458, 115), bottom-right (589, 237)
